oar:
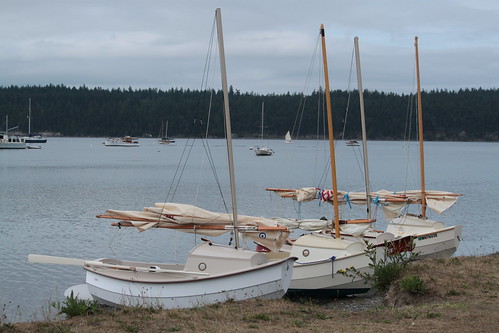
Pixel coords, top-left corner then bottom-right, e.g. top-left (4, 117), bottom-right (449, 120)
top-left (28, 254), bottom-right (86, 266)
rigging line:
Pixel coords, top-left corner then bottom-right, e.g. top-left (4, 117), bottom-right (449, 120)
top-left (200, 136), bottom-right (230, 215)
top-left (164, 17), bottom-right (217, 203)
top-left (199, 16), bottom-right (217, 91)
top-left (402, 62), bottom-right (418, 195)
top-left (293, 34), bottom-right (321, 140)
top-left (341, 44), bottom-right (356, 141)
top-left (166, 137), bottom-right (197, 201)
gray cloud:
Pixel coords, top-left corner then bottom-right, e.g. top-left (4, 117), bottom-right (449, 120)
top-left (1, 0), bottom-right (497, 94)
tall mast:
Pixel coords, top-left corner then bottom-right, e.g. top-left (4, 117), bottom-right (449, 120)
top-left (414, 36), bottom-right (427, 217)
top-left (28, 98), bottom-right (32, 135)
top-left (320, 25), bottom-right (340, 238)
top-left (215, 8), bottom-right (240, 248)
top-left (354, 37), bottom-right (371, 219)
top-left (261, 102), bottom-right (264, 140)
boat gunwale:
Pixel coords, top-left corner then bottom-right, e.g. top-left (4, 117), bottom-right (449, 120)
top-left (84, 256), bottom-right (296, 284)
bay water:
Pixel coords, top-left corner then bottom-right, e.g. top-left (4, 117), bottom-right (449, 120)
top-left (1, 138), bottom-right (497, 322)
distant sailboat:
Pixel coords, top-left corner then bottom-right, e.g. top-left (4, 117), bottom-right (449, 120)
top-left (284, 131), bottom-right (292, 144)
top-left (159, 120), bottom-right (175, 144)
top-left (24, 98), bottom-right (47, 143)
top-left (254, 102), bottom-right (274, 156)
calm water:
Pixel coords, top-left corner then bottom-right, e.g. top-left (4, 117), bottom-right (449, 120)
top-left (1, 138), bottom-right (497, 322)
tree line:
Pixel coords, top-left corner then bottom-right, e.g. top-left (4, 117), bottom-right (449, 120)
top-left (0, 85), bottom-right (497, 141)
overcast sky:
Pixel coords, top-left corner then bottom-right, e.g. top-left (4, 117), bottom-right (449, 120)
top-left (1, 0), bottom-right (498, 94)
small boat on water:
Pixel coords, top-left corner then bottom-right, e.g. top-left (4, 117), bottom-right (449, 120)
top-left (346, 140), bottom-right (360, 146)
top-left (104, 136), bottom-right (140, 147)
top-left (284, 131), bottom-right (292, 144)
top-left (159, 120), bottom-right (175, 144)
top-left (254, 146), bottom-right (274, 156)
top-left (0, 115), bottom-right (27, 149)
top-left (255, 102), bottom-right (273, 156)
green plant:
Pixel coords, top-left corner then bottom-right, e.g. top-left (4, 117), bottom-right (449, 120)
top-left (338, 238), bottom-right (419, 292)
top-left (400, 275), bottom-right (426, 294)
top-left (446, 289), bottom-right (460, 296)
top-left (52, 291), bottom-right (100, 318)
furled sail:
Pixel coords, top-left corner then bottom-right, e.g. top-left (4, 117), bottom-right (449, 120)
top-left (97, 202), bottom-right (290, 251)
top-left (266, 187), bottom-right (461, 220)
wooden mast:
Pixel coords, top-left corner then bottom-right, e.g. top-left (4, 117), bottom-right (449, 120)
top-left (354, 36), bottom-right (371, 220)
top-left (215, 8), bottom-right (240, 248)
top-left (414, 36), bottom-right (427, 218)
top-left (320, 25), bottom-right (341, 238)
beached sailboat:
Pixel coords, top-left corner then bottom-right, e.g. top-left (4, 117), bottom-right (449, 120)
top-left (384, 37), bottom-right (462, 258)
top-left (267, 37), bottom-right (461, 259)
top-left (264, 26), bottom-right (384, 296)
top-left (29, 8), bottom-right (294, 308)
top-left (254, 102), bottom-right (274, 156)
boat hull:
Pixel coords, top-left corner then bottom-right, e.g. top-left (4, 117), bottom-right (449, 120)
top-left (0, 142), bottom-right (26, 149)
top-left (81, 243), bottom-right (295, 308)
top-left (386, 215), bottom-right (462, 259)
top-left (25, 138), bottom-right (47, 143)
top-left (254, 147), bottom-right (273, 156)
top-left (268, 234), bottom-right (380, 296)
top-left (288, 252), bottom-right (373, 296)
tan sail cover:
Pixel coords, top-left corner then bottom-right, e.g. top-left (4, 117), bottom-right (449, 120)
top-left (267, 187), bottom-right (460, 220)
top-left (97, 202), bottom-right (289, 252)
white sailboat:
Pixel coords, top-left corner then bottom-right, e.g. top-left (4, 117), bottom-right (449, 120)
top-left (284, 130), bottom-right (292, 144)
top-left (254, 102), bottom-right (274, 156)
top-left (23, 98), bottom-right (47, 144)
top-left (385, 37), bottom-right (462, 259)
top-left (265, 26), bottom-right (384, 296)
top-left (267, 37), bottom-right (461, 259)
top-left (29, 8), bottom-right (294, 309)
top-left (159, 120), bottom-right (175, 144)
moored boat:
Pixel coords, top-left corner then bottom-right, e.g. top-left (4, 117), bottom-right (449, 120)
top-left (104, 136), bottom-right (140, 147)
top-left (1, 115), bottom-right (26, 149)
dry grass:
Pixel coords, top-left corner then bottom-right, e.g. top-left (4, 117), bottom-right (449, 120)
top-left (4, 254), bottom-right (498, 333)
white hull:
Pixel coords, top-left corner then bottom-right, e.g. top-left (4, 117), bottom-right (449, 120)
top-left (80, 243), bottom-right (295, 308)
top-left (254, 147), bottom-right (273, 156)
top-left (104, 136), bottom-right (140, 147)
top-left (0, 142), bottom-right (26, 149)
top-left (104, 143), bottom-right (140, 147)
top-left (386, 215), bottom-right (462, 259)
top-left (289, 252), bottom-right (373, 295)
top-left (269, 234), bottom-right (379, 296)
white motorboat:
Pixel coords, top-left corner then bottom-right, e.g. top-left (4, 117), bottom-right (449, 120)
top-left (0, 115), bottom-right (26, 149)
top-left (104, 136), bottom-right (140, 147)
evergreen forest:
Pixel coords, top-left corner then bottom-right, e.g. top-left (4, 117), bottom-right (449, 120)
top-left (0, 85), bottom-right (497, 141)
